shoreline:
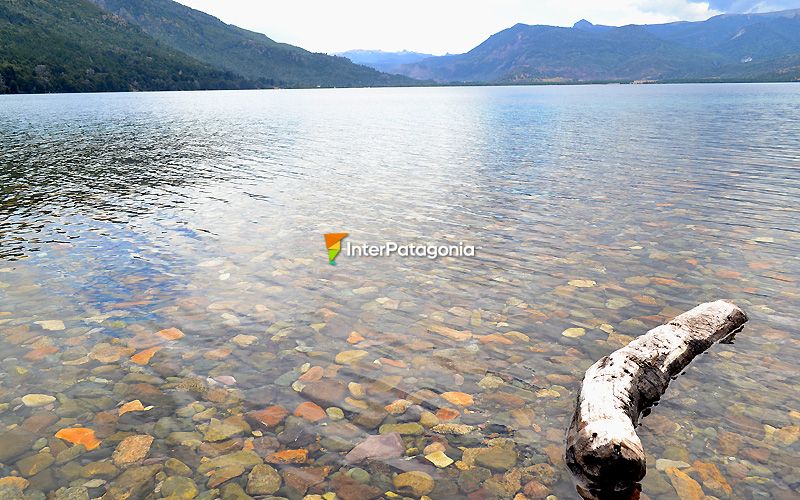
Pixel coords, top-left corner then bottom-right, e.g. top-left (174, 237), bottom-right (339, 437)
top-left (1, 78), bottom-right (798, 97)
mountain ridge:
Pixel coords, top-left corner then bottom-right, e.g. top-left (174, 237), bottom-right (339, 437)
top-left (86, 0), bottom-right (417, 88)
top-left (0, 0), bottom-right (418, 94)
top-left (397, 8), bottom-right (800, 83)
top-left (336, 50), bottom-right (437, 74)
top-left (0, 0), bottom-right (268, 94)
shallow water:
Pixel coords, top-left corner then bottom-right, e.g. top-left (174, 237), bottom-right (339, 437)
top-left (0, 84), bottom-right (798, 499)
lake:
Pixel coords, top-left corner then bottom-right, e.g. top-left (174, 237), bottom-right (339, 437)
top-left (0, 84), bottom-right (798, 499)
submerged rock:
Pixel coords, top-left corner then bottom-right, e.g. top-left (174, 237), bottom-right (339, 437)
top-left (332, 474), bottom-right (382, 500)
top-left (665, 467), bottom-right (705, 499)
top-left (245, 464), bottom-right (282, 495)
top-left (345, 433), bottom-right (405, 464)
top-left (0, 427), bottom-right (37, 462)
top-left (207, 465), bottom-right (245, 488)
top-left (16, 452), bottom-right (55, 477)
top-left (335, 350), bottom-right (369, 365)
top-left (162, 476), bottom-right (199, 499)
top-left (165, 458), bottom-right (192, 477)
top-left (426, 450), bottom-right (454, 468)
top-left (474, 446), bottom-right (518, 471)
top-left (393, 471), bottom-right (434, 496)
top-left (203, 417), bottom-right (249, 442)
top-left (246, 405), bottom-right (288, 429)
top-left (101, 464), bottom-right (162, 499)
top-left (441, 391), bottom-right (474, 406)
top-left (54, 427), bottom-right (101, 450)
top-left (112, 434), bottom-right (154, 467)
top-left (302, 379), bottom-right (346, 407)
top-left (378, 423), bottom-right (423, 435)
top-left (21, 394), bottom-right (56, 407)
top-left (197, 450), bottom-right (262, 474)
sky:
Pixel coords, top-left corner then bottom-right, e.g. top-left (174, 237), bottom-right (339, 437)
top-left (175, 0), bottom-right (800, 55)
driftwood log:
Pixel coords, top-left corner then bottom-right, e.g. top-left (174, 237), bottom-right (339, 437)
top-left (565, 300), bottom-right (748, 498)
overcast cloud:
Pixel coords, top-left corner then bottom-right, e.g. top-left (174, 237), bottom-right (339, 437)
top-left (175, 0), bottom-right (800, 55)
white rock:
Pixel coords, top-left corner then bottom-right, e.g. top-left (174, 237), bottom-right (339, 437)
top-left (22, 394), bottom-right (56, 407)
top-left (35, 320), bottom-right (65, 331)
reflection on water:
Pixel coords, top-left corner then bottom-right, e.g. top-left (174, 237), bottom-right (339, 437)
top-left (0, 85), bottom-right (798, 499)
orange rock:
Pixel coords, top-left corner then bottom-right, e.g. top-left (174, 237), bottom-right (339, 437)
top-left (294, 402), bottom-right (326, 422)
top-left (385, 399), bottom-right (413, 415)
top-left (63, 336), bottom-right (86, 347)
top-left (543, 444), bottom-right (564, 467)
top-left (651, 277), bottom-right (679, 286)
top-left (112, 434), bottom-right (154, 467)
top-left (266, 449), bottom-right (308, 464)
top-left (157, 327), bottom-right (185, 341)
top-left (23, 345), bottom-right (59, 361)
top-left (716, 269), bottom-right (741, 279)
top-left (407, 339), bottom-right (436, 350)
top-left (665, 467), bottom-right (705, 500)
top-left (423, 442), bottom-right (446, 455)
top-left (692, 461), bottom-right (732, 496)
top-left (55, 427), bottom-right (101, 450)
top-left (131, 346), bottom-right (162, 365)
top-left (379, 358), bottom-right (407, 368)
top-left (427, 324), bottom-right (472, 341)
top-left (347, 331), bottom-right (365, 344)
top-left (742, 447), bottom-right (770, 463)
top-left (298, 366), bottom-right (324, 382)
top-left (634, 295), bottom-right (659, 305)
top-left (248, 406), bottom-right (288, 428)
top-left (0, 476), bottom-right (29, 490)
top-left (204, 347), bottom-right (232, 360)
top-left (436, 408), bottom-right (460, 421)
top-left (91, 344), bottom-right (135, 363)
top-left (478, 334), bottom-right (513, 345)
top-left (118, 400), bottom-right (146, 416)
top-left (483, 392), bottom-right (525, 407)
top-left (441, 392), bottom-right (474, 406)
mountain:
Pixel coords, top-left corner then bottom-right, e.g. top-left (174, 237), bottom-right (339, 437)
top-left (0, 0), bottom-right (261, 93)
top-left (398, 9), bottom-right (800, 83)
top-left (572, 19), bottom-right (613, 34)
top-left (336, 50), bottom-right (436, 74)
top-left (87, 0), bottom-right (416, 88)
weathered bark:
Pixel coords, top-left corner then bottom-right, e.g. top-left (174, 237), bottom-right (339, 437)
top-left (565, 300), bottom-right (747, 498)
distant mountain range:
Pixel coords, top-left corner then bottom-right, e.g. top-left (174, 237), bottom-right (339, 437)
top-left (1, 2), bottom-right (799, 94)
top-left (336, 50), bottom-right (436, 74)
top-left (0, 0), bottom-right (415, 94)
top-left (397, 9), bottom-right (800, 83)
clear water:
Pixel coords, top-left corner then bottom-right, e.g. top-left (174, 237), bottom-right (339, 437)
top-left (0, 84), bottom-right (798, 499)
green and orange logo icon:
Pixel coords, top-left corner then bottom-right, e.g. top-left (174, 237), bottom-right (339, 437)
top-left (324, 233), bottom-right (348, 265)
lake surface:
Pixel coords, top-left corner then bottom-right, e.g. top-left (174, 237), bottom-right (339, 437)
top-left (0, 84), bottom-right (798, 499)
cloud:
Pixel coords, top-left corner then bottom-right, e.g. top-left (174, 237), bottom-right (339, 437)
top-left (173, 0), bottom-right (795, 54)
top-left (637, 0), bottom-right (721, 20)
top-left (706, 0), bottom-right (800, 11)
